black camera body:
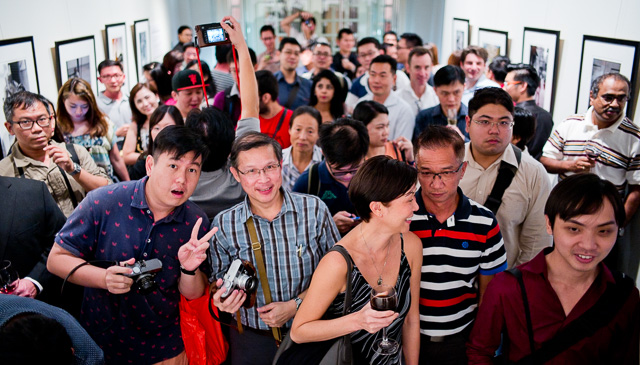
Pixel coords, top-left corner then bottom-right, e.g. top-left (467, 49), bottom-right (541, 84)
top-left (195, 22), bottom-right (232, 47)
top-left (221, 259), bottom-right (258, 308)
top-left (122, 258), bottom-right (163, 295)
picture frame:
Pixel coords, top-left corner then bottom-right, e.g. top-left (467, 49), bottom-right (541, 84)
top-left (576, 35), bottom-right (640, 117)
top-left (0, 36), bottom-right (40, 124)
top-left (105, 22), bottom-right (130, 92)
top-left (133, 19), bottom-right (151, 83)
top-left (452, 18), bottom-right (470, 51)
top-left (522, 27), bottom-right (561, 114)
top-left (477, 28), bottom-right (509, 63)
top-left (55, 35), bottom-right (97, 91)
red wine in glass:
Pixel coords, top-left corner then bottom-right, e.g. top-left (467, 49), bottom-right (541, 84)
top-left (0, 260), bottom-right (19, 295)
top-left (370, 285), bottom-right (399, 356)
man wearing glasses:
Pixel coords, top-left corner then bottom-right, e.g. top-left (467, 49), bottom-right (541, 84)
top-left (96, 60), bottom-right (131, 148)
top-left (0, 91), bottom-right (110, 216)
top-left (460, 87), bottom-right (551, 268)
top-left (210, 131), bottom-right (339, 364)
top-left (410, 125), bottom-right (507, 364)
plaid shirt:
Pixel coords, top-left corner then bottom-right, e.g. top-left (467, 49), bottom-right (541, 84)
top-left (209, 189), bottom-right (340, 330)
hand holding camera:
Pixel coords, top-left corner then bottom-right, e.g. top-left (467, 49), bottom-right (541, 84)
top-left (213, 258), bottom-right (258, 313)
top-left (105, 258), bottom-right (136, 294)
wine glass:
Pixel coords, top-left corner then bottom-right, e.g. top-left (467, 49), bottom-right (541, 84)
top-left (370, 284), bottom-right (399, 356)
top-left (0, 260), bottom-right (19, 295)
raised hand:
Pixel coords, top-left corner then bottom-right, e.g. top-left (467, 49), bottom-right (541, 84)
top-left (178, 217), bottom-right (217, 272)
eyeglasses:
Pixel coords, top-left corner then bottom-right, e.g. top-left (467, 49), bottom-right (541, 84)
top-left (600, 94), bottom-right (629, 104)
top-left (283, 50), bottom-right (300, 57)
top-left (313, 52), bottom-right (331, 58)
top-left (10, 115), bottom-right (53, 130)
top-left (237, 163), bottom-right (281, 179)
top-left (358, 51), bottom-right (378, 59)
top-left (472, 119), bottom-right (514, 131)
top-left (327, 163), bottom-right (361, 178)
top-left (99, 73), bottom-right (124, 81)
top-left (503, 81), bottom-right (522, 86)
top-left (418, 162), bottom-right (464, 182)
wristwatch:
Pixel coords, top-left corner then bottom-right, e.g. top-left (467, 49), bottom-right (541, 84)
top-left (294, 296), bottom-right (303, 310)
top-left (69, 162), bottom-right (81, 176)
top-left (180, 265), bottom-right (197, 276)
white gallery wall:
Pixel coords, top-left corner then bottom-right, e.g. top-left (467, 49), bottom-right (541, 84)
top-left (441, 0), bottom-right (640, 124)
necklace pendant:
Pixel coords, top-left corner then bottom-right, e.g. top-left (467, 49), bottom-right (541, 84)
top-left (377, 277), bottom-right (383, 285)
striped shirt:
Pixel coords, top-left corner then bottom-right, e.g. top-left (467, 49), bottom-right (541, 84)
top-left (410, 188), bottom-right (507, 337)
top-left (209, 189), bottom-right (340, 330)
top-left (543, 106), bottom-right (640, 194)
top-left (281, 144), bottom-right (324, 191)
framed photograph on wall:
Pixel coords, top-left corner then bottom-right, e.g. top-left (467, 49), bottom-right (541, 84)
top-left (576, 35), bottom-right (639, 117)
top-left (0, 36), bottom-right (40, 124)
top-left (522, 27), bottom-right (561, 114)
top-left (452, 18), bottom-right (469, 51)
top-left (134, 19), bottom-right (151, 83)
top-left (105, 22), bottom-right (130, 92)
top-left (55, 35), bottom-right (97, 91)
top-left (477, 28), bottom-right (508, 63)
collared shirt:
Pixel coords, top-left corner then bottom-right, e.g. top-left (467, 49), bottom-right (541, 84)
top-left (281, 145), bottom-right (323, 191)
top-left (398, 84), bottom-right (439, 117)
top-left (461, 74), bottom-right (500, 106)
top-left (291, 160), bottom-right (355, 216)
top-left (460, 143), bottom-right (552, 267)
top-left (96, 91), bottom-right (132, 142)
top-left (274, 70), bottom-right (312, 110)
top-left (209, 189), bottom-right (340, 330)
top-left (542, 106), bottom-right (640, 194)
top-left (467, 248), bottom-right (640, 364)
top-left (345, 70), bottom-right (412, 112)
top-left (413, 104), bottom-right (469, 142)
top-left (55, 177), bottom-right (211, 363)
top-left (410, 188), bottom-right (507, 336)
top-left (358, 91), bottom-right (415, 141)
top-left (257, 50), bottom-right (281, 74)
top-left (0, 140), bottom-right (111, 216)
top-left (517, 99), bottom-right (554, 160)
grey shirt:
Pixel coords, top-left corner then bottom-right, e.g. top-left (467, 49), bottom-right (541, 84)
top-left (96, 91), bottom-right (132, 142)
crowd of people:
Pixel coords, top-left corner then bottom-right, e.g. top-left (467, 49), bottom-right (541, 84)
top-left (0, 11), bottom-right (639, 365)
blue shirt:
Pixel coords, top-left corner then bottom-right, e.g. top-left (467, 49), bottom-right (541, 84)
top-left (55, 177), bottom-right (211, 364)
top-left (413, 104), bottom-right (469, 142)
top-left (291, 161), bottom-right (355, 216)
top-left (274, 70), bottom-right (312, 110)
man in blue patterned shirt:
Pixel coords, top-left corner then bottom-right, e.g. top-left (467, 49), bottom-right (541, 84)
top-left (210, 131), bottom-right (340, 365)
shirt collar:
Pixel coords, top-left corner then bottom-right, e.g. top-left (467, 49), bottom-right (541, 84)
top-left (274, 71), bottom-right (300, 85)
top-left (132, 176), bottom-right (188, 223)
top-left (414, 187), bottom-right (471, 221)
top-left (465, 142), bottom-right (518, 170)
top-left (239, 188), bottom-right (294, 222)
top-left (11, 139), bottom-right (61, 169)
top-left (521, 246), bottom-right (615, 285)
top-left (584, 106), bottom-right (626, 133)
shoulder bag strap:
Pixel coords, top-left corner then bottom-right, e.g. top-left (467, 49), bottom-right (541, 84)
top-left (484, 145), bottom-right (522, 214)
top-left (65, 143), bottom-right (80, 165)
top-left (284, 80), bottom-right (301, 109)
top-left (506, 267), bottom-right (536, 362)
top-left (246, 216), bottom-right (283, 342)
top-left (328, 245), bottom-right (354, 314)
top-left (272, 108), bottom-right (289, 139)
top-left (307, 162), bottom-right (321, 196)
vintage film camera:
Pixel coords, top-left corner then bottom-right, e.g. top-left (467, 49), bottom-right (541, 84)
top-left (195, 21), bottom-right (232, 48)
top-left (221, 259), bottom-right (258, 308)
top-left (122, 258), bottom-right (163, 295)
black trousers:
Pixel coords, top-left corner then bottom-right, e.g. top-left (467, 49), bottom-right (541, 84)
top-left (419, 325), bottom-right (472, 365)
top-left (229, 326), bottom-right (279, 365)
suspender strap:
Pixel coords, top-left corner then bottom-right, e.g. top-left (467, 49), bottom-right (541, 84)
top-left (246, 216), bottom-right (282, 342)
top-left (284, 81), bottom-right (300, 109)
top-left (484, 145), bottom-right (522, 214)
top-left (271, 108), bottom-right (289, 140)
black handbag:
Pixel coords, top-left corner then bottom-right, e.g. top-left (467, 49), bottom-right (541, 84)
top-left (272, 245), bottom-right (354, 365)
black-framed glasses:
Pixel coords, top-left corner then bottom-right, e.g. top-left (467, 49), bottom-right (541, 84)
top-left (328, 163), bottom-right (361, 178)
top-left (472, 119), bottom-right (514, 131)
top-left (600, 94), bottom-right (629, 104)
top-left (10, 115), bottom-right (53, 130)
top-left (237, 163), bottom-right (281, 179)
top-left (418, 162), bottom-right (464, 181)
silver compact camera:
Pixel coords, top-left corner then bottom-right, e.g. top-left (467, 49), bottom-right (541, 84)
top-left (221, 259), bottom-right (258, 307)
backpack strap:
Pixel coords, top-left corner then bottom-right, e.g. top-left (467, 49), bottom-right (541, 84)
top-left (307, 163), bottom-right (321, 196)
top-left (271, 108), bottom-right (289, 140)
top-left (484, 144), bottom-right (522, 214)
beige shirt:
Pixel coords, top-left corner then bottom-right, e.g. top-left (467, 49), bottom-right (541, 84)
top-left (460, 143), bottom-right (552, 267)
top-left (0, 140), bottom-right (111, 216)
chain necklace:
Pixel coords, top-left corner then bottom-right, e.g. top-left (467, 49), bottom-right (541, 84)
top-left (360, 225), bottom-right (392, 285)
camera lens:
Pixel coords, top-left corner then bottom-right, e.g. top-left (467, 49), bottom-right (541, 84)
top-left (136, 274), bottom-right (157, 295)
top-left (237, 274), bottom-right (258, 293)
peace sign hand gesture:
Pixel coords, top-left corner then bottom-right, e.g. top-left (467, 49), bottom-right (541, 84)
top-left (178, 217), bottom-right (217, 272)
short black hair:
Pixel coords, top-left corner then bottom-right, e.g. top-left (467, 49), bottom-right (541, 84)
top-left (229, 131), bottom-right (283, 169)
top-left (383, 31), bottom-right (398, 41)
top-left (148, 105), bottom-right (184, 156)
top-left (468, 87), bottom-right (514, 120)
top-left (215, 44), bottom-right (232, 64)
top-left (349, 155), bottom-right (417, 222)
top-left (256, 70), bottom-right (278, 101)
top-left (227, 47), bottom-right (258, 66)
top-left (512, 107), bottom-right (536, 150)
top-left (152, 125), bottom-right (209, 163)
top-left (353, 100), bottom-right (388, 126)
top-left (185, 107), bottom-right (235, 172)
top-left (97, 59), bottom-right (124, 74)
top-left (400, 33), bottom-right (423, 48)
top-left (142, 62), bottom-right (160, 72)
top-left (178, 25), bottom-right (191, 35)
top-left (433, 65), bottom-right (465, 87)
top-left (279, 37), bottom-right (301, 52)
top-left (337, 28), bottom-right (354, 40)
top-left (416, 125), bottom-right (465, 163)
top-left (590, 72), bottom-right (631, 98)
top-left (488, 56), bottom-right (510, 83)
top-left (319, 117), bottom-right (369, 168)
top-left (183, 42), bottom-right (196, 50)
top-left (357, 37), bottom-right (382, 51)
top-left (506, 63), bottom-right (540, 96)
top-left (291, 106), bottom-right (322, 130)
top-left (545, 174), bottom-right (625, 230)
top-left (260, 25), bottom-right (275, 36)
top-left (3, 90), bottom-right (51, 122)
top-left (370, 54), bottom-right (397, 73)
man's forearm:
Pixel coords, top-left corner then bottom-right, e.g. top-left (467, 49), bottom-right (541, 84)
top-left (540, 156), bottom-right (570, 174)
top-left (47, 243), bottom-right (108, 289)
top-left (624, 186), bottom-right (640, 226)
top-left (178, 270), bottom-right (208, 300)
top-left (74, 170), bottom-right (110, 192)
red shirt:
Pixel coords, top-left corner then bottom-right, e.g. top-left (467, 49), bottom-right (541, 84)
top-left (259, 107), bottom-right (292, 149)
top-left (467, 248), bottom-right (640, 364)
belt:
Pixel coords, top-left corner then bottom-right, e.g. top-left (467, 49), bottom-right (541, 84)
top-left (422, 325), bottom-right (471, 343)
top-left (243, 325), bottom-right (288, 339)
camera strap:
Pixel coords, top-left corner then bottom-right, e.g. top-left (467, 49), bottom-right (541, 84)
top-left (246, 216), bottom-right (283, 343)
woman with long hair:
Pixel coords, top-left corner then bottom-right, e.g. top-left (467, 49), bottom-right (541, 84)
top-left (57, 77), bottom-right (129, 181)
top-left (309, 69), bottom-right (345, 123)
top-left (289, 156), bottom-right (421, 365)
top-left (281, 106), bottom-right (324, 191)
top-left (122, 83), bottom-right (160, 165)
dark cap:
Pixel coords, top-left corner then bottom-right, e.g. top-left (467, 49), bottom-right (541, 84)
top-left (172, 69), bottom-right (207, 92)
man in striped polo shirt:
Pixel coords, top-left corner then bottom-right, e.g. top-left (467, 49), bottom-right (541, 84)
top-left (410, 125), bottom-right (507, 364)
